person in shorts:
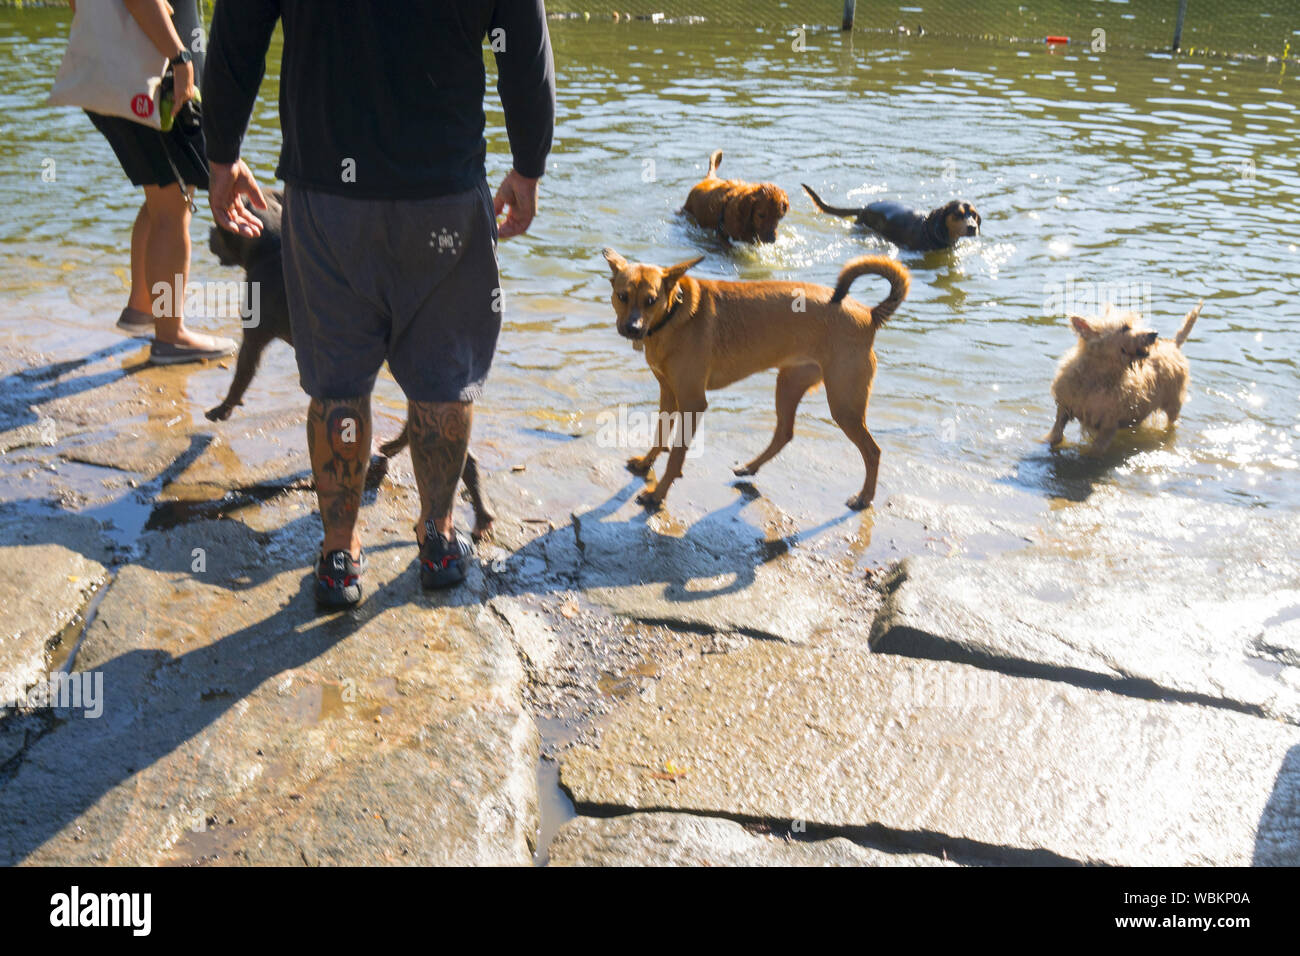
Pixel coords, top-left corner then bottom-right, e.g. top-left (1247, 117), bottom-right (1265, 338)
top-left (201, 1), bottom-right (554, 608)
top-left (80, 0), bottom-right (235, 364)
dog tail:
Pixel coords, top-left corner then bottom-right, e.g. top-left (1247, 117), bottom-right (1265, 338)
top-left (802, 183), bottom-right (862, 219)
top-left (1174, 299), bottom-right (1203, 348)
top-left (378, 422), bottom-right (409, 459)
top-left (706, 149), bottom-right (723, 178)
top-left (831, 255), bottom-right (910, 326)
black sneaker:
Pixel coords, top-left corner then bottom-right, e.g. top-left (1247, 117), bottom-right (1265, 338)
top-left (315, 548), bottom-right (364, 608)
top-left (419, 524), bottom-right (472, 590)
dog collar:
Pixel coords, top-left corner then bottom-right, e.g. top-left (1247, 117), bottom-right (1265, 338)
top-left (645, 290), bottom-right (686, 339)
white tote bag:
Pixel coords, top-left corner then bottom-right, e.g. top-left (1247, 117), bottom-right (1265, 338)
top-left (47, 2), bottom-right (168, 129)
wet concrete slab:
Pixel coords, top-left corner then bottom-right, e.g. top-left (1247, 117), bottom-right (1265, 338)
top-left (5, 337), bottom-right (1300, 867)
top-left (559, 642), bottom-right (1300, 866)
top-left (0, 496), bottom-right (538, 866)
top-left (873, 554), bottom-right (1300, 722)
top-left (0, 544), bottom-right (105, 702)
top-left (0, 511), bottom-right (110, 704)
top-left (165, 408), bottom-right (310, 494)
top-left (870, 490), bottom-right (1300, 723)
top-left (476, 429), bottom-right (883, 645)
top-left (61, 430), bottom-right (196, 482)
top-left (548, 811), bottom-right (956, 867)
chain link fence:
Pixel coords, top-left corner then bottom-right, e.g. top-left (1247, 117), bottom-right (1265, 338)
top-left (4, 1), bottom-right (1293, 59)
top-left (548, 0), bottom-right (1297, 60)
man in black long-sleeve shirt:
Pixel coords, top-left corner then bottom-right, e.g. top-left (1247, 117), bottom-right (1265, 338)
top-left (202, 1), bottom-right (555, 608)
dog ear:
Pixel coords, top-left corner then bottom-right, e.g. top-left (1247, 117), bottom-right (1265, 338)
top-left (765, 186), bottom-right (789, 225)
top-left (924, 204), bottom-right (948, 234)
top-left (725, 192), bottom-right (757, 242)
top-left (1069, 314), bottom-right (1098, 339)
top-left (761, 184), bottom-right (788, 214)
top-left (663, 255), bottom-right (705, 287)
top-left (603, 248), bottom-right (628, 277)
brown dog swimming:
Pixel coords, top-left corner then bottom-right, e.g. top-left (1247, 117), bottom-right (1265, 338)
top-left (207, 197), bottom-right (497, 540)
top-left (603, 247), bottom-right (910, 510)
top-left (684, 150), bottom-right (789, 244)
top-left (1046, 301), bottom-right (1203, 456)
top-left (802, 184), bottom-right (980, 252)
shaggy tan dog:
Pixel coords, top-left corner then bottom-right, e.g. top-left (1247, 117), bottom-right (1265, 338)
top-left (1046, 300), bottom-right (1204, 455)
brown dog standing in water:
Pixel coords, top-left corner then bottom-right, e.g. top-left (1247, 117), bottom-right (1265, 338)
top-left (603, 248), bottom-right (910, 509)
top-left (684, 150), bottom-right (789, 243)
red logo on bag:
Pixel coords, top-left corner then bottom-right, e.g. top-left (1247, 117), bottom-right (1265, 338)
top-left (131, 94), bottom-right (154, 118)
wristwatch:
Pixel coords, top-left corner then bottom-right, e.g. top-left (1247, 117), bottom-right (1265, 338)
top-left (169, 50), bottom-right (193, 68)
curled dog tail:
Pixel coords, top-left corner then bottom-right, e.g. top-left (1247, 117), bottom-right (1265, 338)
top-left (831, 255), bottom-right (910, 326)
top-left (706, 149), bottom-right (723, 177)
top-left (802, 183), bottom-right (863, 219)
top-left (1174, 299), bottom-right (1203, 348)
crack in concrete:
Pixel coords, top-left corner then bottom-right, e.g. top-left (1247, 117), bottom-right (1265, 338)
top-left (0, 571), bottom-right (117, 784)
top-left (562, 801), bottom-right (1084, 867)
top-left (870, 622), bottom-right (1271, 720)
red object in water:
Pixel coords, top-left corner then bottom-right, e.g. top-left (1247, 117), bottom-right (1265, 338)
top-left (1046, 35), bottom-right (1070, 44)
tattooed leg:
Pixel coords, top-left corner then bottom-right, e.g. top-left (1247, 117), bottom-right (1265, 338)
top-left (408, 400), bottom-right (471, 545)
top-left (306, 396), bottom-right (372, 559)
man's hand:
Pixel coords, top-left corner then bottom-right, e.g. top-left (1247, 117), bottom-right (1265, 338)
top-left (171, 60), bottom-right (197, 118)
top-left (493, 169), bottom-right (539, 239)
top-left (209, 159), bottom-right (268, 236)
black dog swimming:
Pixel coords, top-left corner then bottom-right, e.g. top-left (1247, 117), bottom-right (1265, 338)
top-left (206, 193), bottom-right (497, 540)
top-left (802, 184), bottom-right (980, 252)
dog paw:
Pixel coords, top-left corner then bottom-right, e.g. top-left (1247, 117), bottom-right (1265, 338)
top-left (471, 518), bottom-right (496, 543)
top-left (845, 494), bottom-right (873, 511)
top-left (635, 490), bottom-right (664, 511)
top-left (205, 404), bottom-right (232, 422)
top-left (626, 457), bottom-right (652, 476)
top-left (732, 464), bottom-right (756, 477)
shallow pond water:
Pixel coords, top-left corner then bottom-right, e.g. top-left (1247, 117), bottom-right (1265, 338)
top-left (2, 4), bottom-right (1297, 517)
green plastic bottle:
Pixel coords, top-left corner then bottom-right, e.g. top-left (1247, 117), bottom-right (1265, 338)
top-left (159, 76), bottom-right (200, 133)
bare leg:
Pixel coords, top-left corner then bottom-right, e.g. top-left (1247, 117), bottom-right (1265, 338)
top-left (1044, 405), bottom-right (1070, 446)
top-left (736, 362), bottom-right (822, 476)
top-left (306, 396), bottom-right (371, 559)
top-left (127, 202), bottom-right (153, 314)
top-left (408, 400), bottom-right (471, 544)
top-left (142, 183), bottom-right (226, 349)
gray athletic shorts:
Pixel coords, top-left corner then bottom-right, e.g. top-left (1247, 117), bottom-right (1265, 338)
top-left (281, 180), bottom-right (501, 402)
